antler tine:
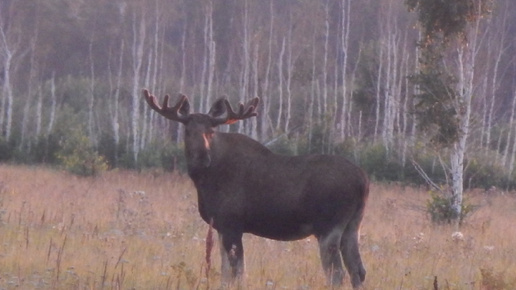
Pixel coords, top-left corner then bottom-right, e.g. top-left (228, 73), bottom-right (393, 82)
top-left (224, 97), bottom-right (260, 123)
top-left (143, 89), bottom-right (161, 111)
top-left (142, 89), bottom-right (189, 123)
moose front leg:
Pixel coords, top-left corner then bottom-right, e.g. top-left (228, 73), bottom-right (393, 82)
top-left (218, 231), bottom-right (244, 287)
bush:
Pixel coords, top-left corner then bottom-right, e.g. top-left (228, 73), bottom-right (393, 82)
top-left (137, 141), bottom-right (186, 172)
top-left (56, 128), bottom-right (108, 176)
top-left (426, 191), bottom-right (473, 224)
top-left (465, 157), bottom-right (510, 190)
top-left (359, 144), bottom-right (406, 182)
top-left (0, 137), bottom-right (14, 162)
top-left (266, 134), bottom-right (299, 155)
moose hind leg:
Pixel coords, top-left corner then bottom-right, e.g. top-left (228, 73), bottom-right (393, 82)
top-left (317, 229), bottom-right (346, 286)
top-left (218, 231), bottom-right (244, 286)
top-left (340, 222), bottom-right (366, 288)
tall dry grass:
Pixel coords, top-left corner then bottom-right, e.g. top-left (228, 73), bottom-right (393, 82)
top-left (0, 164), bottom-right (514, 289)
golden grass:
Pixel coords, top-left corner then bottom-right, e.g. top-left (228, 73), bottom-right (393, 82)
top-left (0, 164), bottom-right (515, 289)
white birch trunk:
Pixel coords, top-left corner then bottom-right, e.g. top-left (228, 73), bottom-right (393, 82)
top-left (307, 27), bottom-right (317, 152)
top-left (381, 30), bottom-right (392, 149)
top-left (508, 89), bottom-right (516, 173)
top-left (322, 2), bottom-right (330, 118)
top-left (261, 0), bottom-right (274, 140)
top-left (401, 45), bottom-right (411, 167)
top-left (410, 31), bottom-right (422, 146)
top-left (485, 42), bottom-right (503, 159)
top-left (275, 37), bottom-right (285, 132)
top-left (205, 1), bottom-right (215, 114)
top-left (374, 40), bottom-right (384, 142)
top-left (131, 11), bottom-right (146, 163)
top-left (140, 39), bottom-right (154, 150)
top-left (88, 38), bottom-right (96, 144)
top-left (108, 40), bottom-right (124, 160)
top-left (21, 34), bottom-right (39, 149)
top-left (450, 21), bottom-right (478, 223)
top-left (199, 4), bottom-right (212, 113)
top-left (339, 0), bottom-right (351, 139)
top-left (0, 27), bottom-right (14, 140)
top-left (284, 22), bottom-right (293, 134)
top-left (179, 20), bottom-right (187, 94)
top-left (251, 44), bottom-right (259, 140)
top-left (46, 73), bottom-right (57, 136)
top-left (348, 46), bottom-right (362, 138)
top-left (36, 86), bottom-right (43, 137)
top-left (239, 0), bottom-right (250, 134)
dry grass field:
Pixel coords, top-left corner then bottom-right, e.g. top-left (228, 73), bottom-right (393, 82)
top-left (0, 164), bottom-right (515, 289)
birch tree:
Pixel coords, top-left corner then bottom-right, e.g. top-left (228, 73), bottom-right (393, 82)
top-left (339, 0), bottom-right (351, 139)
top-left (239, 0), bottom-right (250, 134)
top-left (261, 0), bottom-right (275, 140)
top-left (21, 32), bottom-right (39, 149)
top-left (130, 8), bottom-right (147, 163)
top-left (508, 85), bottom-right (516, 174)
top-left (0, 20), bottom-right (18, 141)
top-left (45, 73), bottom-right (57, 136)
top-left (284, 19), bottom-right (293, 134)
top-left (107, 40), bottom-right (124, 163)
top-left (407, 0), bottom-right (493, 224)
top-left (275, 37), bottom-right (285, 132)
top-left (87, 36), bottom-right (96, 144)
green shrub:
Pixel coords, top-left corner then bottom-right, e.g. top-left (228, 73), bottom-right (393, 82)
top-left (56, 128), bottom-right (108, 176)
top-left (359, 144), bottom-right (406, 182)
top-left (267, 135), bottom-right (299, 155)
top-left (137, 141), bottom-right (186, 172)
top-left (426, 191), bottom-right (473, 224)
top-left (0, 137), bottom-right (14, 162)
top-left (465, 158), bottom-right (506, 190)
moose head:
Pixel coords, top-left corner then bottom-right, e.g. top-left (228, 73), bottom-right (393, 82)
top-left (143, 89), bottom-right (368, 289)
top-left (143, 89), bottom-right (259, 170)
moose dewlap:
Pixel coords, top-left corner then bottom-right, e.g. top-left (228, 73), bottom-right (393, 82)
top-left (143, 89), bottom-right (369, 289)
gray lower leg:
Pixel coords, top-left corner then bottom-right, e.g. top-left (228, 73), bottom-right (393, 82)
top-left (218, 232), bottom-right (244, 286)
top-left (318, 229), bottom-right (345, 286)
top-left (219, 233), bottom-right (232, 284)
top-left (341, 230), bottom-right (366, 288)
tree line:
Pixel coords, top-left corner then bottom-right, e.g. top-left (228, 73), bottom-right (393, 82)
top-left (1, 0), bottom-right (515, 190)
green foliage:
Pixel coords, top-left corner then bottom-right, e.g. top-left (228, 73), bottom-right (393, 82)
top-left (30, 135), bottom-right (61, 164)
top-left (426, 192), bottom-right (473, 224)
top-left (137, 141), bottom-right (186, 172)
top-left (267, 134), bottom-right (299, 156)
top-left (406, 0), bottom-right (494, 149)
top-left (0, 137), bottom-right (14, 162)
top-left (465, 158), bottom-right (504, 190)
top-left (410, 72), bottom-right (461, 147)
top-left (56, 128), bottom-right (108, 177)
top-left (359, 144), bottom-right (405, 182)
top-left (299, 121), bottom-right (333, 155)
top-left (406, 0), bottom-right (493, 42)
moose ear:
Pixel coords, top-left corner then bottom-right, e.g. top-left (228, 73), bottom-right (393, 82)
top-left (208, 98), bottom-right (227, 118)
top-left (178, 94), bottom-right (190, 116)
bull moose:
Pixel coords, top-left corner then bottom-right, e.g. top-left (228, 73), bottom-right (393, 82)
top-left (143, 89), bottom-right (369, 288)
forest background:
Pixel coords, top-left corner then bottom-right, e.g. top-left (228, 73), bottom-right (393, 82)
top-left (1, 0), bottom-right (516, 191)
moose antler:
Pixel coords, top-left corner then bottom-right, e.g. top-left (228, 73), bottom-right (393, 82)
top-left (143, 89), bottom-right (189, 123)
top-left (222, 97), bottom-right (260, 125)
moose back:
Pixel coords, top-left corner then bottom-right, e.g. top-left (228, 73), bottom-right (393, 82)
top-left (143, 89), bottom-right (369, 288)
